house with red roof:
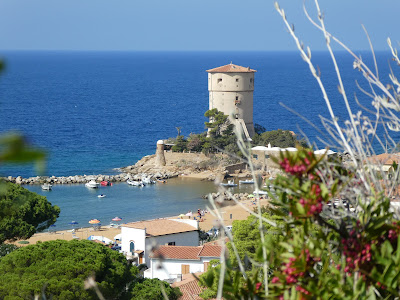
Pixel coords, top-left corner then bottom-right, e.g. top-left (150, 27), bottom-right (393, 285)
top-left (120, 218), bottom-right (199, 266)
top-left (144, 244), bottom-right (222, 281)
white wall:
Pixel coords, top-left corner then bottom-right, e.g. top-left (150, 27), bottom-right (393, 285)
top-left (120, 227), bottom-right (146, 256)
top-left (144, 231), bottom-right (199, 266)
top-left (146, 256), bottom-right (219, 280)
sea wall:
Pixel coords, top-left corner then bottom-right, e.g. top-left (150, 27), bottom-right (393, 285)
top-left (2, 171), bottom-right (179, 186)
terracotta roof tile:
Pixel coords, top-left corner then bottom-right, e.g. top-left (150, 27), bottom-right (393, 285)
top-left (150, 246), bottom-right (201, 260)
top-left (150, 245), bottom-right (222, 260)
top-left (171, 273), bottom-right (203, 300)
top-left (123, 219), bottom-right (197, 237)
top-left (207, 63), bottom-right (256, 73)
top-left (198, 245), bottom-right (222, 257)
top-left (366, 153), bottom-right (400, 165)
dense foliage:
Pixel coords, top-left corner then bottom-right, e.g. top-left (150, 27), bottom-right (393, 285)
top-left (0, 181), bottom-right (60, 243)
top-left (0, 240), bottom-right (134, 300)
top-left (200, 148), bottom-right (400, 299)
top-left (170, 110), bottom-right (306, 156)
top-left (252, 129), bottom-right (308, 148)
top-left (130, 278), bottom-right (182, 300)
top-left (0, 243), bottom-right (18, 259)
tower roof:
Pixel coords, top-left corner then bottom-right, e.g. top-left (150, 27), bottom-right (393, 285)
top-left (206, 63), bottom-right (256, 73)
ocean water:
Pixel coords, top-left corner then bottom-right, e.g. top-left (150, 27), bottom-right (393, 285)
top-left (0, 51), bottom-right (397, 230)
top-left (0, 51), bottom-right (395, 178)
top-left (25, 178), bottom-right (256, 231)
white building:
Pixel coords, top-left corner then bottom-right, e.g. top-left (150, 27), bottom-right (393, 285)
top-left (144, 244), bottom-right (222, 281)
top-left (120, 218), bottom-right (199, 266)
top-left (207, 63), bottom-right (256, 139)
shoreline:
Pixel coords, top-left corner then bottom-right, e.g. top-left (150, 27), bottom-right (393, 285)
top-left (12, 196), bottom-right (269, 247)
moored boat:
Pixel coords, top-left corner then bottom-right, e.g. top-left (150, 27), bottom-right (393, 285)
top-left (127, 180), bottom-right (145, 187)
top-left (142, 176), bottom-right (156, 184)
top-left (239, 179), bottom-right (254, 184)
top-left (101, 180), bottom-right (112, 186)
top-left (253, 190), bottom-right (268, 195)
top-left (220, 180), bottom-right (238, 187)
top-left (41, 183), bottom-right (52, 191)
top-left (85, 180), bottom-right (99, 188)
top-left (97, 194), bottom-right (106, 198)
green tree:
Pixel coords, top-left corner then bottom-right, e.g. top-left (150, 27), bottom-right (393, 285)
top-left (252, 129), bottom-right (307, 148)
top-left (254, 123), bottom-right (266, 135)
top-left (0, 239), bottom-right (135, 300)
top-left (187, 133), bottom-right (206, 152)
top-left (130, 278), bottom-right (181, 300)
top-left (0, 181), bottom-right (60, 243)
top-left (172, 135), bottom-right (187, 152)
top-left (204, 108), bottom-right (233, 137)
top-left (0, 244), bottom-right (17, 260)
top-left (227, 213), bottom-right (285, 269)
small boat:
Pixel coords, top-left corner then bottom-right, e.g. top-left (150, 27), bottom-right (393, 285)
top-left (220, 180), bottom-right (238, 187)
top-left (239, 179), bottom-right (255, 184)
top-left (142, 176), bottom-right (156, 184)
top-left (101, 181), bottom-right (113, 186)
top-left (41, 183), bottom-right (52, 191)
top-left (85, 180), bottom-right (99, 188)
top-left (127, 180), bottom-right (145, 187)
top-left (253, 190), bottom-right (268, 195)
top-left (97, 194), bottom-right (106, 198)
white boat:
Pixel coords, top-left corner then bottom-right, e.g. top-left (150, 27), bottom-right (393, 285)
top-left (253, 190), bottom-right (269, 195)
top-left (239, 179), bottom-right (254, 184)
top-left (41, 184), bottom-right (52, 191)
top-left (97, 194), bottom-right (106, 198)
top-left (220, 180), bottom-right (238, 187)
top-left (85, 180), bottom-right (99, 188)
top-left (142, 176), bottom-right (156, 184)
top-left (127, 180), bottom-right (145, 187)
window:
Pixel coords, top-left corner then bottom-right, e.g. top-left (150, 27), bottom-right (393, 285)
top-left (236, 78), bottom-right (239, 82)
top-left (217, 78), bottom-right (222, 83)
top-left (129, 242), bottom-right (135, 252)
top-left (253, 154), bottom-right (258, 160)
top-left (235, 96), bottom-right (239, 100)
top-left (250, 78), bottom-right (253, 83)
top-left (167, 242), bottom-right (176, 246)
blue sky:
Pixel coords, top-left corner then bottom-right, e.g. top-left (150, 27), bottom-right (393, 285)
top-left (0, 0), bottom-right (399, 51)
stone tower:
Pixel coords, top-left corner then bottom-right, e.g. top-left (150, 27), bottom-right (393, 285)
top-left (155, 140), bottom-right (166, 167)
top-left (206, 63), bottom-right (256, 139)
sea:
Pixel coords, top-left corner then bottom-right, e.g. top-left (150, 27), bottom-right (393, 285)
top-left (0, 51), bottom-right (396, 230)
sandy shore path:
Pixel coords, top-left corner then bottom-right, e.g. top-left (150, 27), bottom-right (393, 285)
top-left (12, 197), bottom-right (269, 247)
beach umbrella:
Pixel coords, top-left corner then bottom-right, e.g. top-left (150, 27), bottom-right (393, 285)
top-left (247, 194), bottom-right (255, 198)
top-left (185, 212), bottom-right (193, 217)
top-left (179, 214), bottom-right (185, 218)
top-left (89, 219), bottom-right (101, 224)
top-left (112, 217), bottom-right (122, 222)
top-left (68, 221), bottom-right (78, 230)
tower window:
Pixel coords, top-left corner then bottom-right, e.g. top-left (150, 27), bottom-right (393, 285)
top-left (250, 78), bottom-right (253, 83)
top-left (235, 96), bottom-right (239, 100)
top-left (236, 78), bottom-right (239, 82)
top-left (218, 78), bottom-right (222, 83)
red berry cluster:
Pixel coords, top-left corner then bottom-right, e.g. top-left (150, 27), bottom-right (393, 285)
top-left (342, 229), bottom-right (372, 274)
top-left (272, 249), bottom-right (315, 297)
top-left (299, 184), bottom-right (324, 216)
top-left (343, 224), bottom-right (400, 275)
top-left (279, 157), bottom-right (310, 177)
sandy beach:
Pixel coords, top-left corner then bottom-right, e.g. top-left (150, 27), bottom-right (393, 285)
top-left (13, 196), bottom-right (269, 247)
